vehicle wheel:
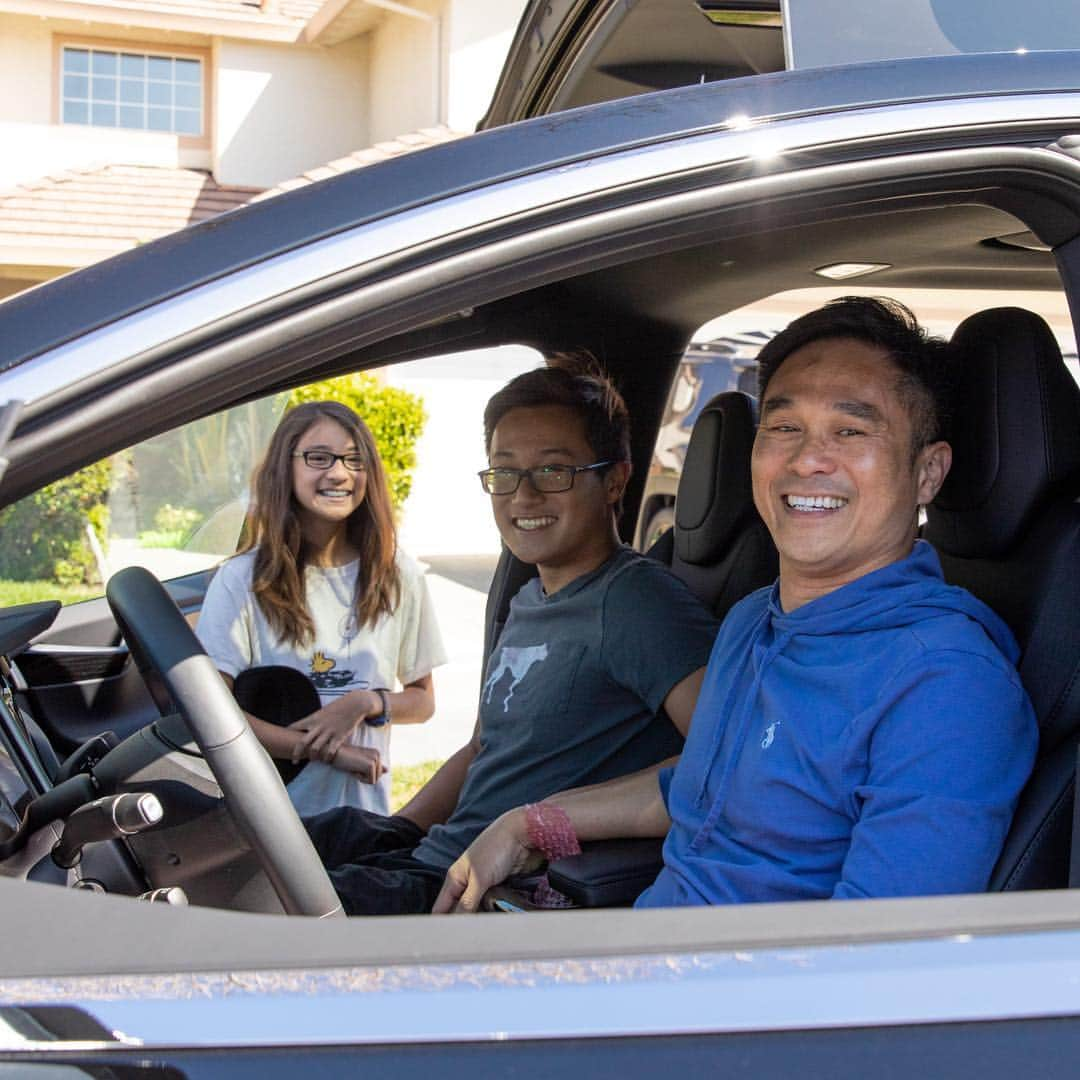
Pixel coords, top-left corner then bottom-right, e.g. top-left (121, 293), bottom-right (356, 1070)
top-left (105, 565), bottom-right (344, 918)
top-left (643, 505), bottom-right (676, 550)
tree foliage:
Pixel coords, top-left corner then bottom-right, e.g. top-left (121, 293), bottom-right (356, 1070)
top-left (0, 460), bottom-right (113, 584)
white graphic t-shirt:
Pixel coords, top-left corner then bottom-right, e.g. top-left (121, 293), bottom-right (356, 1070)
top-left (197, 547), bottom-right (446, 816)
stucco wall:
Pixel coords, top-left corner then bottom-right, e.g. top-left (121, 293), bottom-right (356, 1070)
top-left (445, 0), bottom-right (528, 132)
top-left (0, 15), bottom-right (51, 127)
top-left (365, 0), bottom-right (528, 141)
top-left (367, 0), bottom-right (442, 145)
top-left (0, 2), bottom-right (527, 195)
top-left (214, 36), bottom-right (369, 188)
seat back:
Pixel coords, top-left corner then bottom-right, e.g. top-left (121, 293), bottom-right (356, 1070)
top-left (923, 306), bottom-right (1080, 890)
top-left (552, 391), bottom-right (777, 907)
top-left (647, 391), bottom-right (777, 619)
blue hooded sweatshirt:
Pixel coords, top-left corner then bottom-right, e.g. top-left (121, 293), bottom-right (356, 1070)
top-left (637, 541), bottom-right (1038, 908)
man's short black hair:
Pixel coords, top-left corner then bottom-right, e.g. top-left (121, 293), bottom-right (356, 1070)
top-left (755, 296), bottom-right (952, 451)
top-left (484, 354), bottom-right (631, 463)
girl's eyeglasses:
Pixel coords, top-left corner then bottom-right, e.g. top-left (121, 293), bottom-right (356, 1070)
top-left (293, 451), bottom-right (367, 472)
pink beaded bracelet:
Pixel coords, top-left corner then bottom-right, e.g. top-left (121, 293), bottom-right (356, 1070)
top-left (524, 803), bottom-right (581, 861)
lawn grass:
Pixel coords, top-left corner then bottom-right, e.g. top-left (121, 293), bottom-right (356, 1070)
top-left (0, 579), bottom-right (102, 607)
top-left (391, 759), bottom-right (443, 812)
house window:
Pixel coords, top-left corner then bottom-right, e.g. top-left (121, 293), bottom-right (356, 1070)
top-left (60, 46), bottom-right (203, 136)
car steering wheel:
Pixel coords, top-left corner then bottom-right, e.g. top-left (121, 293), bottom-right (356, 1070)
top-left (106, 565), bottom-right (344, 918)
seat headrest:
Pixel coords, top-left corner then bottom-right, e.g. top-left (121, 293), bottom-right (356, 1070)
top-left (675, 391), bottom-right (758, 566)
top-left (925, 307), bottom-right (1080, 559)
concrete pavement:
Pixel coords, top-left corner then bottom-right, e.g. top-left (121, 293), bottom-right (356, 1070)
top-left (390, 555), bottom-right (496, 767)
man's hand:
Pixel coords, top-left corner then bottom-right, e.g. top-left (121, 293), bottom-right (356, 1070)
top-left (432, 809), bottom-right (543, 913)
top-left (288, 690), bottom-right (381, 763)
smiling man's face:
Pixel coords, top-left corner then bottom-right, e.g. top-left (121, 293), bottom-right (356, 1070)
top-left (487, 404), bottom-right (627, 595)
top-left (752, 337), bottom-right (951, 611)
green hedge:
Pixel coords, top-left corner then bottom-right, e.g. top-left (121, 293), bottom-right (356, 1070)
top-left (0, 460), bottom-right (112, 585)
top-left (282, 373), bottom-right (427, 510)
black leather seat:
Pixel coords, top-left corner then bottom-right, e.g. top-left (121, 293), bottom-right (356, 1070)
top-left (923, 306), bottom-right (1080, 891)
top-left (550, 391), bottom-right (777, 906)
top-left (646, 390), bottom-right (778, 619)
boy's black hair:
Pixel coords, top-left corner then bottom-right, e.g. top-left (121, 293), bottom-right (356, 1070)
top-left (483, 353), bottom-right (632, 513)
top-left (484, 353), bottom-right (631, 463)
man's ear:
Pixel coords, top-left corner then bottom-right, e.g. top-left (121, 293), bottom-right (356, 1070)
top-left (915, 440), bottom-right (952, 505)
top-left (605, 461), bottom-right (632, 505)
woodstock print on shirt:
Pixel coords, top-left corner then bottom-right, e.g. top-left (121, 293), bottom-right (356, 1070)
top-left (307, 650), bottom-right (370, 695)
top-left (482, 644), bottom-right (549, 712)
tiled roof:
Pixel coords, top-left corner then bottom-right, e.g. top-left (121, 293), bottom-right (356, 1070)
top-left (0, 164), bottom-right (262, 268)
top-left (251, 125), bottom-right (465, 200)
top-left (0, 127), bottom-right (464, 272)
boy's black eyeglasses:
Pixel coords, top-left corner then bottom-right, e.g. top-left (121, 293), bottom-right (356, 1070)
top-left (477, 461), bottom-right (616, 495)
top-left (293, 450), bottom-right (367, 472)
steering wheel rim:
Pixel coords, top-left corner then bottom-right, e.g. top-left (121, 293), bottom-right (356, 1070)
top-left (106, 565), bottom-right (344, 918)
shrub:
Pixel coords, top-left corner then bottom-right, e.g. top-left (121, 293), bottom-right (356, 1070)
top-left (137, 504), bottom-right (207, 549)
top-left (0, 460), bottom-right (113, 584)
top-left (281, 373), bottom-right (427, 509)
top-left (130, 402), bottom-right (277, 533)
top-left (154, 503), bottom-right (205, 534)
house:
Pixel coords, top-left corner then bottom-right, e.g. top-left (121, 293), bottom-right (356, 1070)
top-left (0, 0), bottom-right (527, 300)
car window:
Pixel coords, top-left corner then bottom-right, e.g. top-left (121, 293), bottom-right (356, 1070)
top-left (637, 285), bottom-right (1079, 550)
top-left (0, 346), bottom-right (542, 611)
top-left (0, 395), bottom-right (284, 609)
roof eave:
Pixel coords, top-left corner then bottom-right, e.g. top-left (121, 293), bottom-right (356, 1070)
top-left (0, 0), bottom-right (304, 44)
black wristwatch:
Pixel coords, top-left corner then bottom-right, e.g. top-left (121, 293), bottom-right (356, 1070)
top-left (365, 688), bottom-right (392, 727)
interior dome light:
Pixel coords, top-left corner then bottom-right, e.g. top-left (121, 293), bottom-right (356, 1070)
top-left (813, 262), bottom-right (891, 280)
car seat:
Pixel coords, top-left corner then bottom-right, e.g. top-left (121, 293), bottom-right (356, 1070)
top-left (645, 390), bottom-right (778, 618)
top-left (923, 306), bottom-right (1080, 890)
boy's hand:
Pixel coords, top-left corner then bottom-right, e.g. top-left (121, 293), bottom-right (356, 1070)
top-left (432, 809), bottom-right (542, 913)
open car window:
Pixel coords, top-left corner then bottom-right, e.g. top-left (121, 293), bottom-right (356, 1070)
top-left (0, 396), bottom-right (285, 609)
top-left (0, 347), bottom-right (542, 611)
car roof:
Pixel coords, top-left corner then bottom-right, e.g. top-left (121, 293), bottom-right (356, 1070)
top-left (4, 50), bottom-right (1080, 373)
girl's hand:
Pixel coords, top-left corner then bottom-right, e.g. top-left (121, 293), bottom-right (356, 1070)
top-left (331, 744), bottom-right (385, 785)
top-left (288, 690), bottom-right (381, 763)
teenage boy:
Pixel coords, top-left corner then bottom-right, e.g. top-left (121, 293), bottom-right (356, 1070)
top-left (304, 363), bottom-right (718, 914)
top-left (435, 297), bottom-right (1038, 912)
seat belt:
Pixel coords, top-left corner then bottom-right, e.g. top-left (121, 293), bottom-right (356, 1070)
top-left (1070, 743), bottom-right (1080, 887)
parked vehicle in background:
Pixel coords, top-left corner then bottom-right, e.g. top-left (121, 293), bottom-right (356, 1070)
top-left (636, 332), bottom-right (768, 549)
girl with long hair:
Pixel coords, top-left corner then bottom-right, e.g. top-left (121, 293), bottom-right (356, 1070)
top-left (197, 400), bottom-right (446, 816)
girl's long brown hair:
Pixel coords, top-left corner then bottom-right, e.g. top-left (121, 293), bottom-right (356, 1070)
top-left (243, 401), bottom-right (400, 648)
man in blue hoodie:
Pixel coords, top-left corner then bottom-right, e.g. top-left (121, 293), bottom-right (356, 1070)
top-left (434, 296), bottom-right (1039, 911)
